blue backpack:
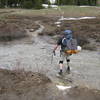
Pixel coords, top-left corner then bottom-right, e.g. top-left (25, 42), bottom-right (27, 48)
top-left (62, 30), bottom-right (78, 54)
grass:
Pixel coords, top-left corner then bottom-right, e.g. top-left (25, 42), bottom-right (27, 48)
top-left (60, 6), bottom-right (100, 17)
top-left (0, 6), bottom-right (100, 45)
top-left (0, 6), bottom-right (100, 19)
top-left (16, 6), bottom-right (100, 17)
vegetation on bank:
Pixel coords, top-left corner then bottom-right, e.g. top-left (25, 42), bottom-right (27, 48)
top-left (0, 5), bottom-right (100, 43)
top-left (0, 0), bottom-right (99, 9)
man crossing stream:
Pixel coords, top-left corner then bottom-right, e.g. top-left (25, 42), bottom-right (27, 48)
top-left (53, 30), bottom-right (81, 76)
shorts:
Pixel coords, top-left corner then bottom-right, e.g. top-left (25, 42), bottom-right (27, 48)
top-left (60, 51), bottom-right (71, 62)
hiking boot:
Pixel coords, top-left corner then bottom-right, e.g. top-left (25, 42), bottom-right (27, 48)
top-left (66, 66), bottom-right (70, 74)
top-left (58, 71), bottom-right (63, 75)
top-left (56, 71), bottom-right (63, 77)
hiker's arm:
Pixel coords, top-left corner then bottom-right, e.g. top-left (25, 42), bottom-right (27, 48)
top-left (53, 45), bottom-right (59, 52)
top-left (53, 38), bottom-right (61, 52)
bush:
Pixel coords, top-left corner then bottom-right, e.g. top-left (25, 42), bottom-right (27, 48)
top-left (83, 44), bottom-right (97, 51)
top-left (34, 0), bottom-right (43, 9)
top-left (75, 35), bottom-right (90, 46)
top-left (0, 22), bottom-right (27, 42)
top-left (22, 1), bottom-right (34, 9)
top-left (0, 3), bottom-right (5, 8)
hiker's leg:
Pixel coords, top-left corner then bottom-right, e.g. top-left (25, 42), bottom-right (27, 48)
top-left (59, 61), bottom-right (63, 73)
top-left (58, 52), bottom-right (65, 74)
top-left (66, 54), bottom-right (71, 73)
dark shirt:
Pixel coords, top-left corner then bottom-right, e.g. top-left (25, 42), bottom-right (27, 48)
top-left (57, 37), bottom-right (66, 50)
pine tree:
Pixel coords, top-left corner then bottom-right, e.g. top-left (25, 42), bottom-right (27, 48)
top-left (34, 0), bottom-right (43, 9)
top-left (0, 0), bottom-right (6, 8)
top-left (22, 0), bottom-right (34, 9)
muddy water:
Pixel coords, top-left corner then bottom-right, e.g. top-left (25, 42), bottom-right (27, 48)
top-left (0, 22), bottom-right (100, 99)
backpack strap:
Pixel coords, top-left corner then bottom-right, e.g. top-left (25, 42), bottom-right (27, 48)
top-left (62, 38), bottom-right (66, 45)
top-left (62, 37), bottom-right (71, 46)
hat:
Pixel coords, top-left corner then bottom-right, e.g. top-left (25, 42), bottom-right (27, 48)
top-left (64, 30), bottom-right (72, 35)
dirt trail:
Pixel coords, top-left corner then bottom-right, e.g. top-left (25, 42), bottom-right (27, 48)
top-left (0, 21), bottom-right (100, 92)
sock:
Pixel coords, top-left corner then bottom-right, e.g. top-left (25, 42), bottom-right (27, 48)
top-left (60, 69), bottom-right (62, 73)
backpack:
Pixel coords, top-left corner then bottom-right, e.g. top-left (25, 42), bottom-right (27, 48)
top-left (62, 37), bottom-right (79, 54)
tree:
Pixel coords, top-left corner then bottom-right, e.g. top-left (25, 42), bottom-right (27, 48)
top-left (42, 0), bottom-right (47, 4)
top-left (0, 0), bottom-right (5, 8)
top-left (34, 0), bottom-right (43, 9)
top-left (75, 0), bottom-right (97, 6)
top-left (55, 0), bottom-right (63, 5)
top-left (93, 0), bottom-right (97, 5)
top-left (22, 0), bottom-right (34, 9)
top-left (0, 0), bottom-right (98, 9)
top-left (55, 0), bottom-right (75, 5)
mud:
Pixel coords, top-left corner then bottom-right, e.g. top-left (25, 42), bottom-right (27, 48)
top-left (0, 69), bottom-right (100, 100)
top-left (0, 15), bottom-right (40, 42)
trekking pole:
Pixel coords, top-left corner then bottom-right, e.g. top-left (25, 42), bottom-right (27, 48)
top-left (51, 51), bottom-right (56, 64)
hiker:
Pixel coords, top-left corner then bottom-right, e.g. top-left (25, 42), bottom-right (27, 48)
top-left (53, 30), bottom-right (79, 76)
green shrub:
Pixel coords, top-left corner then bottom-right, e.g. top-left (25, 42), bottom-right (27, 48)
top-left (34, 0), bottom-right (43, 9)
top-left (83, 44), bottom-right (97, 51)
top-left (0, 3), bottom-right (5, 8)
top-left (22, 1), bottom-right (33, 9)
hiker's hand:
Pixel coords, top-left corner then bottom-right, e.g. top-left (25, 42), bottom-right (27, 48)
top-left (53, 50), bottom-right (56, 56)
